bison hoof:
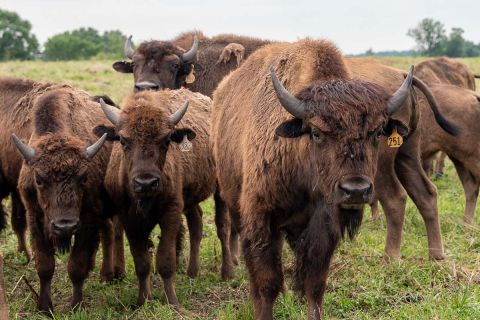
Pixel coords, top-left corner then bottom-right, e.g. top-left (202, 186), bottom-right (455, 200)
top-left (38, 299), bottom-right (54, 317)
top-left (433, 172), bottom-right (443, 179)
top-left (221, 265), bottom-right (235, 280)
top-left (429, 251), bottom-right (446, 261)
top-left (186, 265), bottom-right (199, 278)
top-left (100, 270), bottom-right (115, 282)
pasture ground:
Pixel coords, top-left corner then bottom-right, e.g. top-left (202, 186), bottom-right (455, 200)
top-left (0, 57), bottom-right (479, 319)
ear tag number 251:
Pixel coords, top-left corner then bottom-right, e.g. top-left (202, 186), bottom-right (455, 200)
top-left (387, 127), bottom-right (403, 148)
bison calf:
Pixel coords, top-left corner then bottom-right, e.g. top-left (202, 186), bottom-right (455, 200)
top-left (95, 88), bottom-right (216, 306)
top-left (14, 88), bottom-right (112, 313)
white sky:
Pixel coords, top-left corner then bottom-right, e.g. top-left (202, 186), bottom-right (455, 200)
top-left (1, 0), bottom-right (479, 54)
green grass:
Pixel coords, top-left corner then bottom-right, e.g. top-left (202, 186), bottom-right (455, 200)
top-left (0, 58), bottom-right (479, 319)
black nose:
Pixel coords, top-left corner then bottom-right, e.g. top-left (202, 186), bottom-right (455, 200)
top-left (134, 82), bottom-right (160, 91)
top-left (52, 219), bottom-right (79, 237)
top-left (338, 177), bottom-right (373, 203)
top-left (133, 176), bottom-right (160, 193)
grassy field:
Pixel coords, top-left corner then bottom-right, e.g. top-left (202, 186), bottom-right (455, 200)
top-left (0, 57), bottom-right (479, 319)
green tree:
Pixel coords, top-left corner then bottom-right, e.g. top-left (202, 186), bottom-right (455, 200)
top-left (444, 28), bottom-right (465, 57)
top-left (407, 18), bottom-right (446, 56)
top-left (44, 28), bottom-right (127, 60)
top-left (0, 9), bottom-right (39, 60)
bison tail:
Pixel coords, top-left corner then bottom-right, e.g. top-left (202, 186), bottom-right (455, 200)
top-left (474, 74), bottom-right (480, 79)
top-left (412, 76), bottom-right (461, 136)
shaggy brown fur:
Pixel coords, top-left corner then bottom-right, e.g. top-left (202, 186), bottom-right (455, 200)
top-left (15, 87), bottom-right (115, 314)
top-left (0, 255), bottom-right (8, 320)
top-left (415, 57), bottom-right (477, 177)
top-left (96, 88), bottom-right (216, 307)
top-left (113, 31), bottom-right (272, 97)
top-left (211, 39), bottom-right (407, 320)
top-left (420, 84), bottom-right (480, 223)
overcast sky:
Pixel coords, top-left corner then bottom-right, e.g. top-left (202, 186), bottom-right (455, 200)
top-left (1, 0), bottom-right (479, 54)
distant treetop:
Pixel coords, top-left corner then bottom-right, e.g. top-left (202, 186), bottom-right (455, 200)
top-left (0, 9), bottom-right (39, 61)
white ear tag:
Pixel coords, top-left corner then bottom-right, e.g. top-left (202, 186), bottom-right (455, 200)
top-left (179, 134), bottom-right (192, 152)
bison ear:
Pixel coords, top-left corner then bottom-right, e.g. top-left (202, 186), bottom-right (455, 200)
top-left (171, 128), bottom-right (196, 143)
top-left (383, 120), bottom-right (409, 137)
top-left (93, 125), bottom-right (119, 141)
top-left (275, 118), bottom-right (308, 138)
top-left (112, 61), bottom-right (134, 73)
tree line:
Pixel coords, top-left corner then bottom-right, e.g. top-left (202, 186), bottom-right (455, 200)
top-left (0, 8), bottom-right (126, 61)
top-left (1, 9), bottom-right (479, 61)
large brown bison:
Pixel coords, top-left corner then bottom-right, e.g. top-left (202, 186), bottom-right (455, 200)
top-left (211, 38), bottom-right (428, 319)
top-left (113, 31), bottom-right (271, 96)
top-left (415, 57), bottom-right (478, 176)
top-left (420, 84), bottom-right (480, 223)
top-left (13, 86), bottom-right (113, 313)
top-left (94, 88), bottom-right (216, 306)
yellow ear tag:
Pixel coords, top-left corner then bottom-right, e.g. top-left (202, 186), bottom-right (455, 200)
top-left (179, 134), bottom-right (192, 152)
top-left (387, 127), bottom-right (403, 148)
top-left (185, 65), bottom-right (195, 84)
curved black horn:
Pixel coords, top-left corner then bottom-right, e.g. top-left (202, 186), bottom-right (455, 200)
top-left (169, 100), bottom-right (189, 125)
top-left (11, 134), bottom-right (35, 162)
top-left (270, 66), bottom-right (306, 119)
top-left (86, 133), bottom-right (107, 158)
top-left (181, 36), bottom-right (198, 62)
top-left (99, 98), bottom-right (120, 125)
top-left (386, 65), bottom-right (414, 116)
top-left (124, 35), bottom-right (134, 59)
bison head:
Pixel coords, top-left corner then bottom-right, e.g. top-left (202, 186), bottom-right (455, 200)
top-left (112, 36), bottom-right (198, 92)
top-left (270, 66), bottom-right (413, 233)
top-left (94, 94), bottom-right (195, 199)
top-left (12, 133), bottom-right (107, 252)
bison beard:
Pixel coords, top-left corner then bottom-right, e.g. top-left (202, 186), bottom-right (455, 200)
top-left (52, 235), bottom-right (73, 254)
top-left (290, 202), bottom-right (363, 295)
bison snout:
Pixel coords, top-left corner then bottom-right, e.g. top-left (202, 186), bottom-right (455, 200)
top-left (133, 176), bottom-right (161, 194)
top-left (337, 176), bottom-right (373, 206)
top-left (134, 81), bottom-right (160, 91)
top-left (51, 219), bottom-right (79, 238)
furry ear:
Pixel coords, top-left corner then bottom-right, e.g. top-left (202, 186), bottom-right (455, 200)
top-left (112, 61), bottom-right (134, 73)
top-left (93, 125), bottom-right (119, 141)
top-left (91, 95), bottom-right (118, 107)
top-left (171, 128), bottom-right (196, 143)
top-left (275, 118), bottom-right (308, 138)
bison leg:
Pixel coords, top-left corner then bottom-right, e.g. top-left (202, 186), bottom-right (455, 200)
top-left (185, 204), bottom-right (203, 278)
top-left (370, 200), bottom-right (381, 221)
top-left (376, 156), bottom-right (408, 260)
top-left (451, 158), bottom-right (479, 224)
top-left (230, 224), bottom-right (240, 266)
top-left (99, 218), bottom-right (114, 281)
top-left (214, 191), bottom-right (234, 280)
top-left (112, 216), bottom-right (126, 279)
top-left (242, 214), bottom-right (283, 320)
top-left (126, 230), bottom-right (152, 306)
top-left (396, 152), bottom-right (445, 260)
top-left (33, 236), bottom-right (55, 314)
top-left (11, 191), bottom-right (30, 261)
top-left (68, 225), bottom-right (99, 310)
top-left (434, 152), bottom-right (447, 177)
top-left (157, 209), bottom-right (181, 306)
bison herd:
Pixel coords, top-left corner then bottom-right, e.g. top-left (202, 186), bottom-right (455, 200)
top-left (0, 30), bottom-right (478, 319)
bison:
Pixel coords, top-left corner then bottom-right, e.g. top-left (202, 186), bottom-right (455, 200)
top-left (112, 31), bottom-right (269, 279)
top-left (12, 86), bottom-right (113, 313)
top-left (210, 38), bottom-right (427, 319)
top-left (113, 31), bottom-right (272, 96)
top-left (94, 88), bottom-right (216, 306)
top-left (415, 57), bottom-right (478, 176)
top-left (420, 84), bottom-right (480, 223)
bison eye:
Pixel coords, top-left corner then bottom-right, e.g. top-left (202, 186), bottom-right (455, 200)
top-left (373, 127), bottom-right (384, 139)
top-left (119, 137), bottom-right (130, 150)
top-left (35, 175), bottom-right (46, 186)
top-left (311, 129), bottom-right (323, 142)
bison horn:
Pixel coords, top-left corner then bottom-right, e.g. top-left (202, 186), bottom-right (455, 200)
top-left (169, 100), bottom-right (189, 125)
top-left (270, 66), bottom-right (306, 119)
top-left (99, 98), bottom-right (120, 125)
top-left (125, 35), bottom-right (134, 60)
top-left (181, 36), bottom-right (198, 63)
top-left (386, 65), bottom-right (414, 116)
top-left (11, 134), bottom-right (35, 162)
top-left (86, 133), bottom-right (108, 158)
